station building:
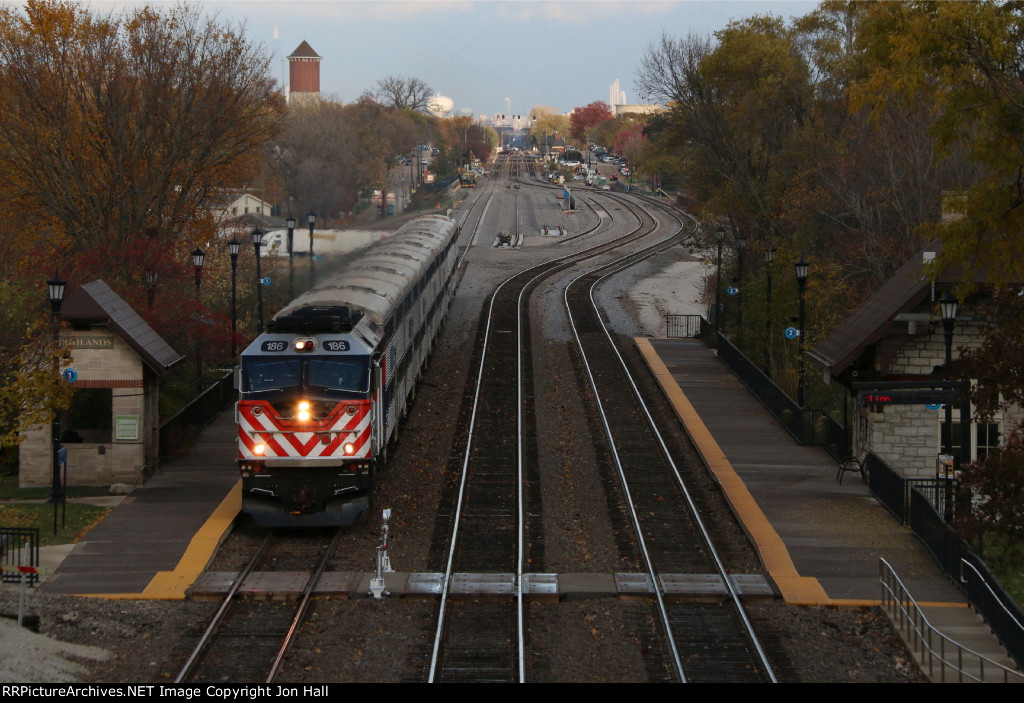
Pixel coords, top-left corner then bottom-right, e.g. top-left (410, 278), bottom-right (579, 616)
top-left (18, 281), bottom-right (183, 487)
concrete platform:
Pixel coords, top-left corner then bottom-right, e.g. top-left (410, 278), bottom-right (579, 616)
top-left (636, 337), bottom-right (1021, 681)
top-left (37, 410), bottom-right (239, 598)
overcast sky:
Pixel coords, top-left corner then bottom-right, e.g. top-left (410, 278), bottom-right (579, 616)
top-left (89, 0), bottom-right (817, 115)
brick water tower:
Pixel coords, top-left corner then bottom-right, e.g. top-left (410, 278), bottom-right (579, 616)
top-left (288, 40), bottom-right (321, 105)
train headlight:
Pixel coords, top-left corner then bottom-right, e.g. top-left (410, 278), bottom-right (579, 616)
top-left (343, 442), bottom-right (356, 455)
top-left (297, 400), bottom-right (311, 422)
top-left (253, 442), bottom-right (266, 456)
top-left (293, 338), bottom-right (317, 352)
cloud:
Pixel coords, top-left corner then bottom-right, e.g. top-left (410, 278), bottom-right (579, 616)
top-left (495, 0), bottom-right (678, 25)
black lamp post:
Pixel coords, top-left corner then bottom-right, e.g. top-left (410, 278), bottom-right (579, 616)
top-left (228, 238), bottom-right (240, 359)
top-left (46, 272), bottom-right (66, 534)
top-left (307, 211), bottom-right (316, 287)
top-left (144, 268), bottom-right (158, 310)
top-left (764, 245), bottom-right (775, 376)
top-left (795, 258), bottom-right (809, 407)
top-left (735, 230), bottom-right (747, 343)
top-left (714, 225), bottom-right (725, 342)
top-left (252, 228), bottom-right (264, 333)
top-left (286, 215), bottom-right (296, 300)
top-left (191, 248), bottom-right (205, 394)
top-left (940, 291), bottom-right (959, 522)
top-left (940, 292), bottom-right (959, 462)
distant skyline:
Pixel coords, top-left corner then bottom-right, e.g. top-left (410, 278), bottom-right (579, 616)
top-left (80, 1), bottom-right (818, 114)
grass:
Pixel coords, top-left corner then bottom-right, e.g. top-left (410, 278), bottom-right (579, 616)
top-left (0, 475), bottom-right (110, 501)
top-left (0, 475), bottom-right (115, 546)
top-left (980, 534), bottom-right (1024, 607)
top-left (0, 502), bottom-right (111, 546)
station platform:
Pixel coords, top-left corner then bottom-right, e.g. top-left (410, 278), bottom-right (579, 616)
top-left (19, 337), bottom-right (1020, 680)
top-left (37, 410), bottom-right (238, 598)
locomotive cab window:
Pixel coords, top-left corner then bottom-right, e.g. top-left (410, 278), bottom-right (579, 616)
top-left (243, 359), bottom-right (301, 393)
top-left (308, 358), bottom-right (370, 393)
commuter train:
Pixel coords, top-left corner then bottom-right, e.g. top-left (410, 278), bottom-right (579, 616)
top-left (235, 214), bottom-right (460, 526)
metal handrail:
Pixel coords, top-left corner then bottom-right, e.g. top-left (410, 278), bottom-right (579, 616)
top-left (961, 559), bottom-right (1024, 633)
top-left (880, 557), bottom-right (1024, 682)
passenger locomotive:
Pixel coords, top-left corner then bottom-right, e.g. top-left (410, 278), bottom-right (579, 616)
top-left (235, 214), bottom-right (460, 526)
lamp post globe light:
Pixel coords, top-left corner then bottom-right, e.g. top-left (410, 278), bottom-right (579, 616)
top-left (714, 225), bottom-right (725, 343)
top-left (144, 268), bottom-right (158, 309)
top-left (229, 238), bottom-right (240, 359)
top-left (286, 215), bottom-right (296, 300)
top-left (252, 228), bottom-right (265, 333)
top-left (46, 272), bottom-right (66, 534)
top-left (795, 258), bottom-right (809, 407)
top-left (191, 248), bottom-right (205, 297)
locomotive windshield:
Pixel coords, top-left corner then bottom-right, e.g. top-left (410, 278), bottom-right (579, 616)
top-left (308, 358), bottom-right (369, 392)
top-left (245, 359), bottom-right (301, 392)
top-left (242, 356), bottom-right (370, 395)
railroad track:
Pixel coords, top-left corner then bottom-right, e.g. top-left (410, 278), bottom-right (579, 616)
top-left (424, 184), bottom-right (676, 682)
top-left (563, 196), bottom-right (777, 682)
top-left (176, 529), bottom-right (341, 684)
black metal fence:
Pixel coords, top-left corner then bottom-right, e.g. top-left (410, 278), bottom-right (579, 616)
top-left (665, 314), bottom-right (702, 339)
top-left (159, 370), bottom-right (234, 461)
top-left (1, 526), bottom-right (39, 585)
top-left (716, 333), bottom-right (809, 445)
top-left (961, 554), bottom-right (1024, 669)
top-left (909, 488), bottom-right (1024, 669)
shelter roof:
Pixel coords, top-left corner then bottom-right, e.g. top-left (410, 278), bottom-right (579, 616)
top-left (808, 243), bottom-right (945, 378)
top-left (61, 280), bottom-right (184, 375)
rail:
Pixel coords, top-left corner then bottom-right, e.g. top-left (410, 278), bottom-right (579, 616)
top-left (880, 557), bottom-right (1024, 682)
top-left (960, 558), bottom-right (1024, 670)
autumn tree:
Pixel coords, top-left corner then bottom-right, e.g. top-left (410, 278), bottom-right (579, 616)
top-left (848, 1), bottom-right (1024, 286)
top-left (437, 116), bottom-right (495, 168)
top-left (0, 0), bottom-right (284, 444)
top-left (374, 75), bottom-right (434, 112)
top-left (0, 0), bottom-right (284, 285)
top-left (272, 99), bottom-right (435, 221)
top-left (569, 101), bottom-right (613, 142)
top-left (529, 106), bottom-right (569, 152)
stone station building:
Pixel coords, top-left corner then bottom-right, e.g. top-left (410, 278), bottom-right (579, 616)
top-left (808, 243), bottom-right (1019, 479)
top-left (19, 280), bottom-right (183, 487)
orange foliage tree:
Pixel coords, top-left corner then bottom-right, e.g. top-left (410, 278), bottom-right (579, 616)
top-left (0, 1), bottom-right (285, 441)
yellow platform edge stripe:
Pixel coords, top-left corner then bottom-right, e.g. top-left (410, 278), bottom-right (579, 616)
top-left (70, 481), bottom-right (241, 600)
top-left (633, 337), bottom-right (831, 604)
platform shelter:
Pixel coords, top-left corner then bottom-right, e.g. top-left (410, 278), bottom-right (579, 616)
top-left (19, 280), bottom-right (184, 487)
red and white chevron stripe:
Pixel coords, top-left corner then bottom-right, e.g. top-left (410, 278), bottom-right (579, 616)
top-left (238, 399), bottom-right (373, 460)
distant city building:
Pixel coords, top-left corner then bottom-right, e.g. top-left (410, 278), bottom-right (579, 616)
top-left (288, 40), bottom-right (321, 105)
top-left (614, 104), bottom-right (664, 117)
top-left (610, 78), bottom-right (626, 107)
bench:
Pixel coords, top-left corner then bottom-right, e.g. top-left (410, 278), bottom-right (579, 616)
top-left (837, 450), bottom-right (868, 485)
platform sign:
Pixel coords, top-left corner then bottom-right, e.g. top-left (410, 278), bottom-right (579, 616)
top-left (115, 415), bottom-right (139, 441)
top-left (726, 286), bottom-right (739, 296)
top-left (261, 276), bottom-right (272, 286)
top-left (857, 389), bottom-right (958, 406)
top-left (784, 327), bottom-right (800, 339)
top-left (61, 368), bottom-right (78, 383)
top-left (937, 453), bottom-right (955, 480)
